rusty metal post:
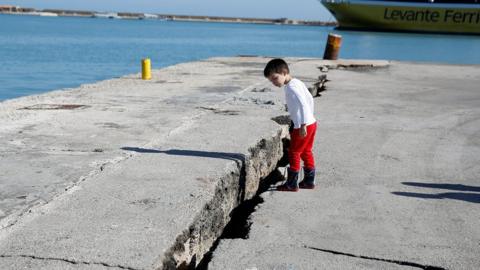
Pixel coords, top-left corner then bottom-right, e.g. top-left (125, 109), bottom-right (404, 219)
top-left (323, 33), bottom-right (342, 60)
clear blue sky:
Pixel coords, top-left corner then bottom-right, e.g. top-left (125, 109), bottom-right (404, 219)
top-left (1, 0), bottom-right (334, 21)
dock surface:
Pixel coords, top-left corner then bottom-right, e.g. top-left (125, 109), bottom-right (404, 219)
top-left (211, 59), bottom-right (480, 270)
top-left (0, 57), bottom-right (479, 269)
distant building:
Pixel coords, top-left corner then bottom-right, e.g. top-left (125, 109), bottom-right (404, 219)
top-left (0, 5), bottom-right (19, 12)
top-left (19, 8), bottom-right (35, 13)
top-left (0, 6), bottom-right (35, 13)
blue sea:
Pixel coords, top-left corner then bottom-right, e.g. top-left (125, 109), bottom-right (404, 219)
top-left (1, 14), bottom-right (479, 101)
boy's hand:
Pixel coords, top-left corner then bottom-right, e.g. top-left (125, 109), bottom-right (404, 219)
top-left (300, 125), bottom-right (307, 138)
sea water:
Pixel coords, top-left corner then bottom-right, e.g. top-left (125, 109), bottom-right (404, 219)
top-left (1, 14), bottom-right (479, 101)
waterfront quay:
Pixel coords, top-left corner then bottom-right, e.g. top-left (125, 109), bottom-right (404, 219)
top-left (0, 5), bottom-right (336, 26)
top-left (0, 57), bottom-right (479, 269)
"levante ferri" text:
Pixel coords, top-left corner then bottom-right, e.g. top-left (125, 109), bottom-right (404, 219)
top-left (384, 8), bottom-right (480, 24)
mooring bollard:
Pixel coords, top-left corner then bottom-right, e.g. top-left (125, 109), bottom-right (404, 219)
top-left (323, 33), bottom-right (342, 60)
top-left (142, 58), bottom-right (151, 80)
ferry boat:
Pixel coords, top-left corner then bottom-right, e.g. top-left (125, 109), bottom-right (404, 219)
top-left (320, 0), bottom-right (480, 34)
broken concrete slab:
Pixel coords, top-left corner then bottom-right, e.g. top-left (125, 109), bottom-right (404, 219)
top-left (209, 60), bottom-right (480, 270)
top-left (0, 57), bottom-right (281, 231)
top-left (0, 57), bottom-right (293, 269)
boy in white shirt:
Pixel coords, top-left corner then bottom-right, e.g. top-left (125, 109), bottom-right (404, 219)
top-left (264, 59), bottom-right (317, 191)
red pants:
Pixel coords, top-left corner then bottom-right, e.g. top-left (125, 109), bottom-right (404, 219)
top-left (289, 122), bottom-right (317, 172)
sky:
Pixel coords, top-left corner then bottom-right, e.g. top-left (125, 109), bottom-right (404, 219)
top-left (1, 0), bottom-right (334, 21)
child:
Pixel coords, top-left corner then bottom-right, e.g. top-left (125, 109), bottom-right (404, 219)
top-left (264, 59), bottom-right (317, 192)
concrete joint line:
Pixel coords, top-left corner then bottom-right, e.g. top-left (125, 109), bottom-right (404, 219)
top-left (302, 245), bottom-right (446, 270)
top-left (0, 254), bottom-right (140, 270)
top-left (0, 157), bottom-right (119, 231)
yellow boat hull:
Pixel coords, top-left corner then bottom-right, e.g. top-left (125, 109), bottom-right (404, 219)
top-left (322, 1), bottom-right (480, 34)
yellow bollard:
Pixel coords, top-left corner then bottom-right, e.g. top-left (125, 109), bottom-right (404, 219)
top-left (323, 33), bottom-right (342, 60)
top-left (142, 58), bottom-right (151, 80)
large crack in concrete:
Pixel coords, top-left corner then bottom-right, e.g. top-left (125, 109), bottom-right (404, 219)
top-left (0, 254), bottom-right (140, 270)
top-left (194, 119), bottom-right (290, 270)
top-left (158, 118), bottom-right (289, 270)
top-left (302, 245), bottom-right (446, 270)
top-left (195, 168), bottom-right (286, 270)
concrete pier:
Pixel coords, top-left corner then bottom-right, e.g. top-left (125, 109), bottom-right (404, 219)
top-left (210, 59), bottom-right (480, 270)
top-left (0, 57), bottom-right (479, 269)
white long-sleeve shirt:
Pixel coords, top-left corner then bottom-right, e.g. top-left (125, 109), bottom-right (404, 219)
top-left (284, 78), bottom-right (316, 128)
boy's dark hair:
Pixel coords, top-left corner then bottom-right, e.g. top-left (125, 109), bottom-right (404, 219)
top-left (263, 58), bottom-right (290, 77)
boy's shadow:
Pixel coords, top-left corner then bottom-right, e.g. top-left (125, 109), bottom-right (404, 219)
top-left (392, 181), bottom-right (480, 204)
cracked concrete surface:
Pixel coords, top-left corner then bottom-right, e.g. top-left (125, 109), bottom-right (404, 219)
top-left (0, 57), bottom-right (294, 269)
top-left (209, 61), bottom-right (480, 270)
top-left (2, 57), bottom-right (476, 269)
